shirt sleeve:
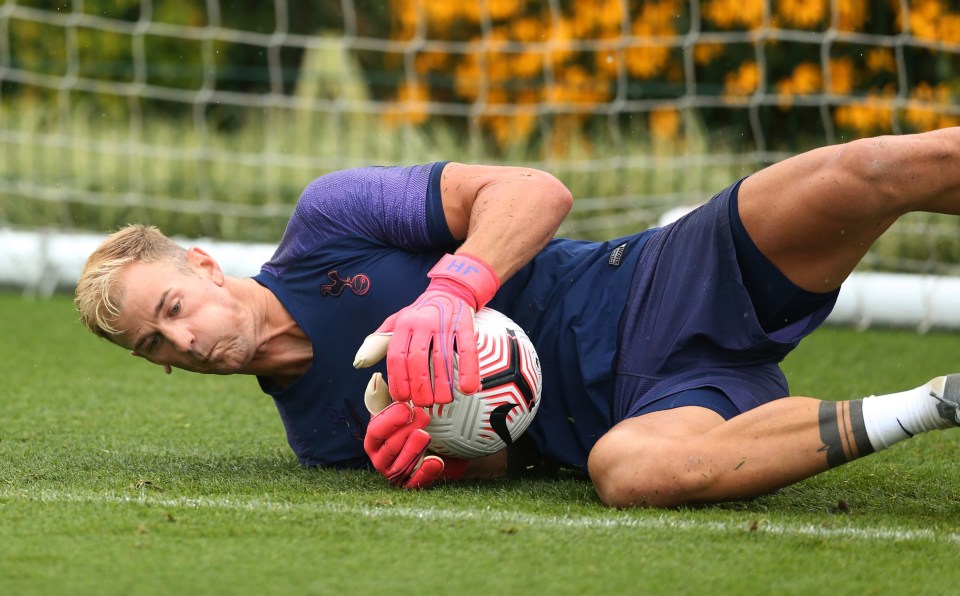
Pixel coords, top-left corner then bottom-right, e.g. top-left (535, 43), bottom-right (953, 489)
top-left (265, 162), bottom-right (455, 272)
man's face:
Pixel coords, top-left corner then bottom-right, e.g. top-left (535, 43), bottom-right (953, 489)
top-left (113, 249), bottom-right (257, 374)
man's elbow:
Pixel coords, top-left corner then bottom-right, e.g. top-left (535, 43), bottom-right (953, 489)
top-left (533, 170), bottom-right (573, 217)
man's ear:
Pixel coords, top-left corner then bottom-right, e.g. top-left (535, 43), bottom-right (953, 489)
top-left (186, 246), bottom-right (224, 285)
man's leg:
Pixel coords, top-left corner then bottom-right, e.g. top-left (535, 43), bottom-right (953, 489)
top-left (588, 375), bottom-right (960, 508)
top-left (589, 128), bottom-right (960, 508)
top-left (739, 127), bottom-right (960, 293)
top-left (589, 400), bottom-right (821, 508)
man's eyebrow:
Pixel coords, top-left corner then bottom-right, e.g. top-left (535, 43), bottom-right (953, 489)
top-left (133, 288), bottom-right (171, 352)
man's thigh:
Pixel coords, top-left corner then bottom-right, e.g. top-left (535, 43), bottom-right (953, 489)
top-left (737, 142), bottom-right (900, 293)
top-left (594, 406), bottom-right (725, 454)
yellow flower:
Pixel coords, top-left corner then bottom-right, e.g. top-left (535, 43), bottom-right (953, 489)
top-left (596, 0), bottom-right (627, 30)
top-left (828, 57), bottom-right (855, 94)
top-left (570, 67), bottom-right (599, 103)
top-left (626, 44), bottom-right (672, 79)
top-left (488, 112), bottom-right (539, 146)
top-left (649, 107), bottom-right (681, 140)
top-left (703, 0), bottom-right (763, 29)
top-left (702, 0), bottom-right (736, 28)
top-left (939, 114), bottom-right (960, 128)
top-left (778, 0), bottom-right (827, 29)
top-left (694, 42), bottom-right (725, 65)
top-left (482, 89), bottom-right (539, 146)
top-left (511, 17), bottom-right (543, 43)
top-left (595, 48), bottom-right (621, 77)
top-left (382, 82), bottom-right (430, 127)
top-left (904, 82), bottom-right (956, 132)
top-left (640, 0), bottom-right (683, 33)
top-left (572, 0), bottom-right (626, 37)
top-left (460, 3), bottom-right (482, 23)
top-left (939, 14), bottom-right (960, 44)
top-left (791, 63), bottom-right (822, 94)
top-left (865, 48), bottom-right (896, 74)
top-left (548, 65), bottom-right (611, 104)
top-left (724, 61), bottom-right (760, 96)
top-left (390, 0), bottom-right (419, 41)
top-left (485, 88), bottom-right (509, 106)
top-left (512, 50), bottom-right (544, 78)
top-left (414, 51), bottom-right (450, 75)
top-left (515, 89), bottom-right (542, 106)
top-left (473, 30), bottom-right (514, 87)
top-left (833, 93), bottom-right (893, 135)
top-left (741, 0), bottom-right (767, 28)
top-left (837, 0), bottom-right (868, 31)
top-left (775, 63), bottom-right (821, 109)
top-left (423, 2), bottom-right (461, 28)
top-left (904, 83), bottom-right (939, 131)
top-left (548, 17), bottom-right (576, 65)
top-left (485, 50), bottom-right (514, 87)
top-left (626, 19), bottom-right (674, 79)
top-left (569, 4), bottom-right (596, 38)
top-left (909, 0), bottom-right (942, 40)
top-left (453, 55), bottom-right (482, 100)
top-left (487, 0), bottom-right (522, 21)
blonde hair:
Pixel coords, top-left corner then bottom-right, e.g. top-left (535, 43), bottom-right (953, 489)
top-left (75, 224), bottom-right (188, 339)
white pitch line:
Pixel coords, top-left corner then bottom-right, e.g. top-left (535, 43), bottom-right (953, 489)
top-left (5, 488), bottom-right (959, 544)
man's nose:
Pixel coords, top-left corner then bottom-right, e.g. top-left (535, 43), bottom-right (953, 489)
top-left (168, 326), bottom-right (194, 353)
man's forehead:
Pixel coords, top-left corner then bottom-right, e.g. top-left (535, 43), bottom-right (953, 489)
top-left (114, 261), bottom-right (175, 337)
top-left (118, 262), bottom-right (158, 305)
top-left (120, 258), bottom-right (180, 290)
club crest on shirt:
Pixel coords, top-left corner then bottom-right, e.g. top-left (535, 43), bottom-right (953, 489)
top-left (320, 270), bottom-right (371, 296)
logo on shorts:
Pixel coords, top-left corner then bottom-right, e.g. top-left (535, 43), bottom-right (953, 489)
top-left (608, 242), bottom-right (628, 266)
top-left (320, 270), bottom-right (371, 296)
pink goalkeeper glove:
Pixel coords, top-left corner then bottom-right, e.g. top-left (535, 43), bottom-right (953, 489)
top-left (364, 400), bottom-right (445, 488)
top-left (362, 372), bottom-right (468, 489)
top-left (370, 253), bottom-right (499, 408)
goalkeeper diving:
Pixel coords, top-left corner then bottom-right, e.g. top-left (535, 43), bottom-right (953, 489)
top-left (75, 127), bottom-right (960, 508)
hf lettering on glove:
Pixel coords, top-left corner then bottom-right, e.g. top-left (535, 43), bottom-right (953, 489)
top-left (354, 253), bottom-right (500, 407)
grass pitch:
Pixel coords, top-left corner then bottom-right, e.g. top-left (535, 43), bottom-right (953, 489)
top-left (2, 291), bottom-right (960, 595)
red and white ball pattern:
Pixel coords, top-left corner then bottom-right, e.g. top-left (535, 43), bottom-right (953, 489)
top-left (426, 308), bottom-right (542, 459)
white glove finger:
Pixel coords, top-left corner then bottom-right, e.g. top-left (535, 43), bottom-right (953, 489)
top-left (364, 372), bottom-right (394, 415)
top-left (353, 333), bottom-right (392, 369)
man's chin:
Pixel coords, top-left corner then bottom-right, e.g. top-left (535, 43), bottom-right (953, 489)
top-left (179, 361), bottom-right (243, 375)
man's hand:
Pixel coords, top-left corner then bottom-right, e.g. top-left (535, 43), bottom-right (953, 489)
top-left (362, 372), bottom-right (464, 489)
top-left (356, 253), bottom-right (499, 408)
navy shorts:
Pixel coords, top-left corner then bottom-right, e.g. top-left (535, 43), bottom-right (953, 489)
top-left (613, 179), bottom-right (839, 422)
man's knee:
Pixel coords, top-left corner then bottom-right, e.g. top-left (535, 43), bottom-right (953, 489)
top-left (588, 423), bottom-right (713, 509)
top-left (589, 408), bottom-right (730, 508)
top-left (588, 434), bottom-right (654, 508)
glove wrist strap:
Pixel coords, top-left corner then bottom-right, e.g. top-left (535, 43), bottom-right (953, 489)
top-left (440, 456), bottom-right (469, 481)
top-left (427, 253), bottom-right (500, 309)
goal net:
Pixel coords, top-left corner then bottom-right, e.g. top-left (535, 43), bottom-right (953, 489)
top-left (2, 0), bottom-right (960, 277)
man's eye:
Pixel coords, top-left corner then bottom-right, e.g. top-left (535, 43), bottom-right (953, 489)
top-left (170, 302), bottom-right (181, 316)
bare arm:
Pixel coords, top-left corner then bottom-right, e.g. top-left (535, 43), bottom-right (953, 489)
top-left (438, 162), bottom-right (573, 281)
top-left (357, 162), bottom-right (571, 487)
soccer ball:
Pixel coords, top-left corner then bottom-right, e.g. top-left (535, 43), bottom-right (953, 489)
top-left (426, 308), bottom-right (542, 459)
